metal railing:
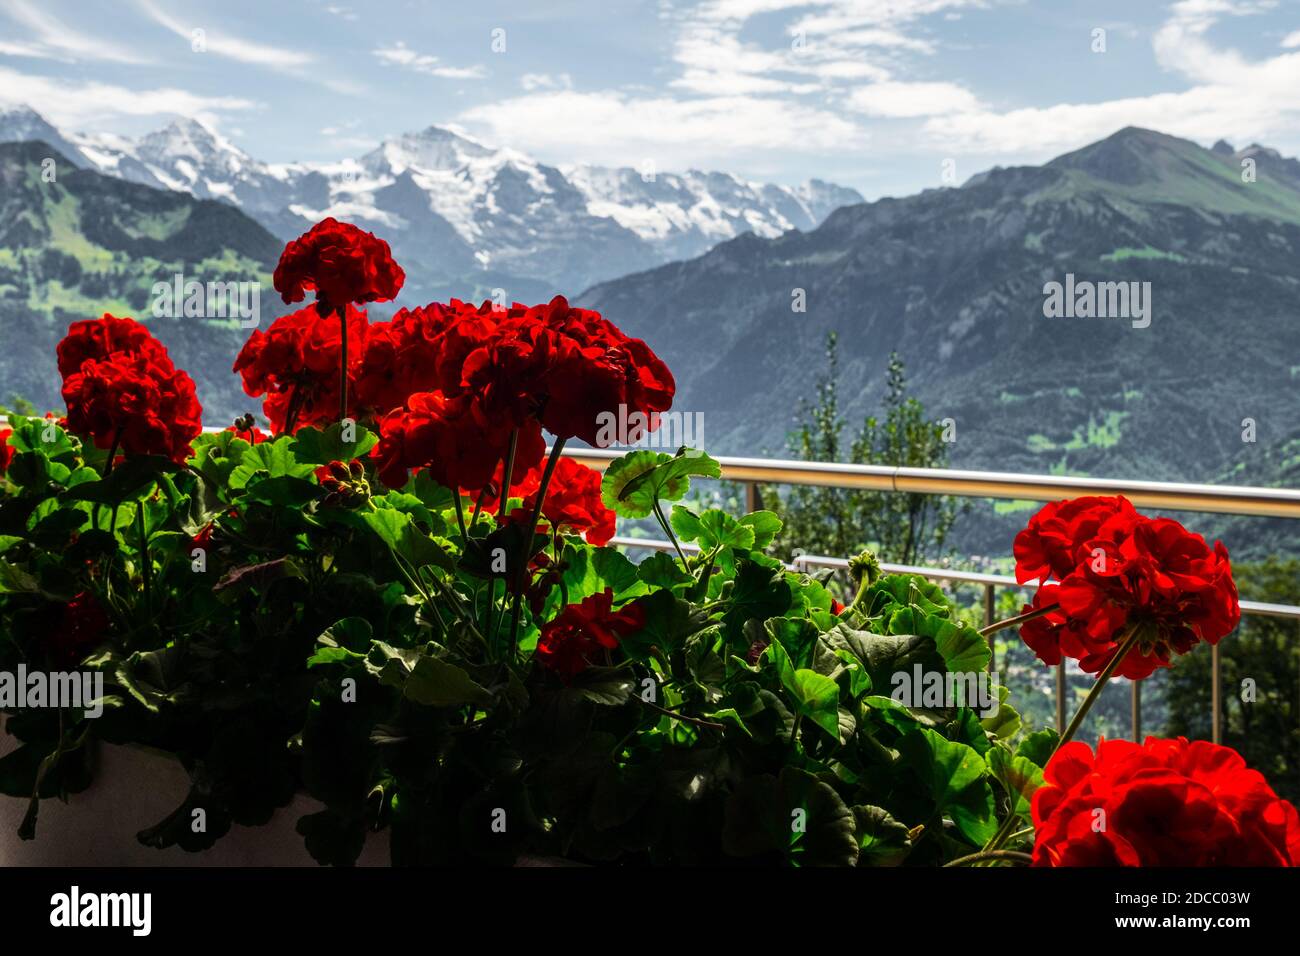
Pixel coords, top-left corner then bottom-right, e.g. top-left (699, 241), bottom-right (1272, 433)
top-left (573, 449), bottom-right (1300, 744)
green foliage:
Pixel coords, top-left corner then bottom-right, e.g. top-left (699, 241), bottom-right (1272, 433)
top-left (0, 429), bottom-right (1039, 866)
top-left (774, 334), bottom-right (963, 565)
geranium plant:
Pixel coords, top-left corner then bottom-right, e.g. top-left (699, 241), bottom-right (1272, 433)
top-left (1, 219), bottom-right (1295, 867)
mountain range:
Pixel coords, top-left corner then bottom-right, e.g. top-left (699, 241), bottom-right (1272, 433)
top-left (0, 105), bottom-right (861, 302)
top-left (579, 127), bottom-right (1300, 557)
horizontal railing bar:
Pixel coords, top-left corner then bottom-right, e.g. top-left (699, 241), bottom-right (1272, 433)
top-left (563, 448), bottom-right (1300, 519)
top-left (607, 536), bottom-right (1300, 621)
top-left (14, 423), bottom-right (1286, 518)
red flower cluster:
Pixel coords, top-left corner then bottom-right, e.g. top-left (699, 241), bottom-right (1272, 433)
top-left (273, 217), bottom-right (404, 311)
top-left (374, 295), bottom-right (674, 490)
top-left (58, 314), bottom-right (202, 464)
top-left (233, 304), bottom-right (371, 433)
top-left (375, 391), bottom-right (547, 493)
top-left (1033, 737), bottom-right (1300, 866)
top-left (520, 457), bottom-right (616, 546)
top-left (0, 428), bottom-right (12, 476)
top-left (1013, 496), bottom-right (1239, 679)
top-left (534, 589), bottom-right (646, 680)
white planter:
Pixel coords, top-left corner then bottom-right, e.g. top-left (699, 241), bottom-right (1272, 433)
top-left (0, 720), bottom-right (388, 867)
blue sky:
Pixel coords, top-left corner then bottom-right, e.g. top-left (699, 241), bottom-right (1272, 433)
top-left (2, 0), bottom-right (1299, 198)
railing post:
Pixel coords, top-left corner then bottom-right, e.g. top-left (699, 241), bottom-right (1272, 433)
top-left (1211, 642), bottom-right (1222, 745)
top-left (1056, 662), bottom-right (1066, 736)
top-left (1131, 680), bottom-right (1141, 742)
top-left (983, 583), bottom-right (995, 674)
top-left (744, 481), bottom-right (761, 514)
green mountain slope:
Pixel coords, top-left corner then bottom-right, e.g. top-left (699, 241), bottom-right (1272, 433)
top-left (0, 141), bottom-right (283, 424)
top-left (579, 128), bottom-right (1300, 557)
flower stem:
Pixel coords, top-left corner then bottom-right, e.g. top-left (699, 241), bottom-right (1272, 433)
top-left (454, 492), bottom-right (468, 542)
top-left (979, 602), bottom-right (1060, 637)
top-left (508, 439), bottom-right (566, 658)
top-left (943, 849), bottom-right (1033, 868)
top-left (652, 500), bottom-right (690, 568)
top-left (137, 506), bottom-right (151, 616)
top-left (1054, 622), bottom-right (1142, 753)
top-left (337, 303), bottom-right (349, 423)
top-left (498, 430), bottom-right (519, 520)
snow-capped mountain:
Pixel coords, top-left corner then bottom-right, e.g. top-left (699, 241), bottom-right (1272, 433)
top-left (0, 105), bottom-right (864, 297)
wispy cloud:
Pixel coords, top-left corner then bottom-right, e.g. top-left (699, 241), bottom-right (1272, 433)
top-left (0, 0), bottom-right (151, 64)
top-left (923, 0), bottom-right (1300, 155)
top-left (373, 42), bottom-right (487, 79)
top-left (460, 89), bottom-right (865, 169)
top-left (0, 64), bottom-right (258, 129)
top-left (136, 0), bottom-right (362, 94)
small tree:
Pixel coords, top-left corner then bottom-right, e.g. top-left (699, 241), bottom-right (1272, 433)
top-left (776, 333), bottom-right (961, 565)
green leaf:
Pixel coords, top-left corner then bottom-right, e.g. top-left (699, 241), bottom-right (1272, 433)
top-left (60, 455), bottom-right (176, 504)
top-left (766, 641), bottom-right (841, 742)
top-left (402, 657), bottom-right (492, 708)
top-left (289, 422), bottom-right (379, 464)
top-left (601, 449), bottom-right (720, 518)
top-left (979, 685), bottom-right (1021, 740)
top-left (722, 767), bottom-right (858, 865)
top-left (721, 557), bottom-right (792, 640)
top-left (853, 805), bottom-right (913, 866)
top-left (738, 510), bottom-right (782, 550)
top-left (636, 551), bottom-right (694, 590)
top-left (865, 574), bottom-right (951, 618)
top-left (987, 746), bottom-right (1044, 818)
top-left (669, 505), bottom-right (755, 550)
top-left (562, 665), bottom-right (636, 706)
top-left (1016, 729), bottom-right (1059, 769)
top-left (823, 622), bottom-right (942, 692)
top-left (362, 507), bottom-right (453, 571)
top-left (229, 437), bottom-right (315, 489)
top-left (898, 727), bottom-right (997, 846)
top-left (884, 610), bottom-right (990, 674)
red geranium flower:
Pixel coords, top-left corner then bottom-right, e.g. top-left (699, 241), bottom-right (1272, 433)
top-left (1014, 499), bottom-right (1239, 679)
top-left (273, 217), bottom-right (404, 311)
top-left (534, 588), bottom-right (646, 680)
top-left (232, 304), bottom-right (369, 433)
top-left (59, 317), bottom-right (202, 464)
top-left (1033, 737), bottom-right (1300, 866)
top-left (521, 457), bottom-right (616, 546)
top-left (1013, 495), bottom-right (1138, 584)
top-left (0, 427), bottom-right (13, 476)
top-left (56, 313), bottom-right (171, 378)
top-left (372, 391), bottom-right (545, 492)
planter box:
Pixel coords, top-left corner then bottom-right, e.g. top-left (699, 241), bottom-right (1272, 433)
top-left (0, 719), bottom-right (388, 866)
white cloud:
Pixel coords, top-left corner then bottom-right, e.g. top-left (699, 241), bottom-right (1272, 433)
top-left (847, 80), bottom-right (980, 117)
top-left (134, 0), bottom-right (363, 94)
top-left (373, 42), bottom-right (487, 79)
top-left (0, 0), bottom-right (150, 64)
top-left (138, 1), bottom-right (315, 67)
top-left (923, 0), bottom-right (1300, 156)
top-left (0, 38), bottom-right (60, 60)
top-left (520, 72), bottom-right (574, 91)
top-left (0, 65), bottom-right (258, 129)
top-left (1284, 29), bottom-right (1300, 48)
top-left (459, 89), bottom-right (865, 168)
